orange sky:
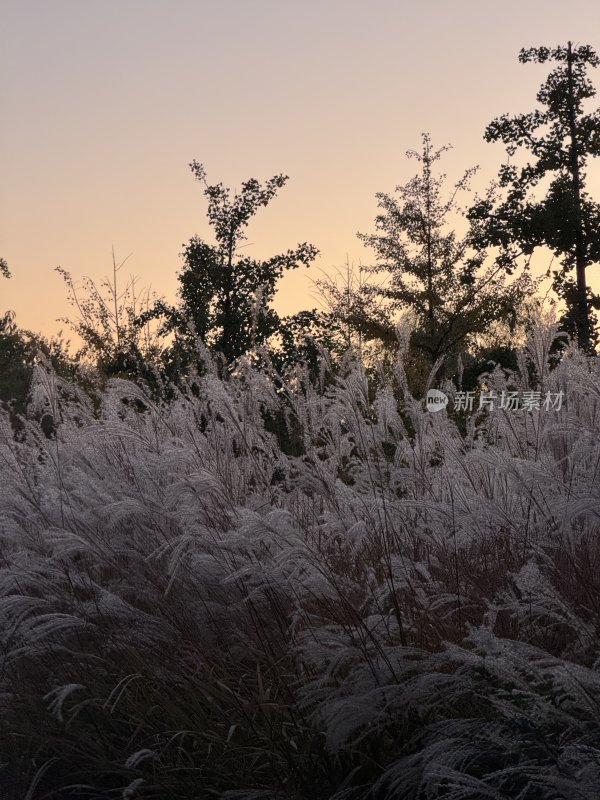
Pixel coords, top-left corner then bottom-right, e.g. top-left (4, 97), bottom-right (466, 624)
top-left (1, 0), bottom-right (599, 345)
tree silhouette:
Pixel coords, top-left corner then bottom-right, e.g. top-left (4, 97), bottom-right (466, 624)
top-left (55, 249), bottom-right (162, 379)
top-left (470, 42), bottom-right (600, 352)
top-left (342, 134), bottom-right (535, 380)
top-left (144, 162), bottom-right (319, 374)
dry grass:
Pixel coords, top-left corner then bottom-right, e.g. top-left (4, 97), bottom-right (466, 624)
top-left (0, 330), bottom-right (599, 799)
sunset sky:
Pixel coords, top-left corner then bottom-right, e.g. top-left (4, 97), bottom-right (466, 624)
top-left (2, 0), bottom-right (600, 344)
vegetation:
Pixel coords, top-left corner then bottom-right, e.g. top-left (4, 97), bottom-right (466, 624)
top-left (469, 42), bottom-right (600, 352)
top-left (139, 162), bottom-right (320, 378)
top-left (0, 324), bottom-right (599, 799)
top-left (1, 40), bottom-right (599, 800)
top-left (318, 135), bottom-right (537, 392)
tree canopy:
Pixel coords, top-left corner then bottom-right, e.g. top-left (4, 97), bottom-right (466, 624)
top-left (328, 134), bottom-right (536, 380)
top-left (143, 162), bottom-right (319, 374)
top-left (469, 42), bottom-right (600, 351)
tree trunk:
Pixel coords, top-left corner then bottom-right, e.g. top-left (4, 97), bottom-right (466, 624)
top-left (566, 41), bottom-right (591, 351)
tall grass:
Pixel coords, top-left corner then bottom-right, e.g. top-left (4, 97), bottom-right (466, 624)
top-left (0, 328), bottom-right (599, 799)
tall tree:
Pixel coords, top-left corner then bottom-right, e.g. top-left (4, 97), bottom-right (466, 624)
top-left (469, 43), bottom-right (600, 352)
top-left (342, 134), bottom-right (535, 377)
top-left (145, 162), bottom-right (318, 373)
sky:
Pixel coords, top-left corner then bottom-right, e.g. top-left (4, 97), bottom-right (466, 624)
top-left (1, 0), bottom-right (600, 344)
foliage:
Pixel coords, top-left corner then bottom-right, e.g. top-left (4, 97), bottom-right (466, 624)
top-left (270, 308), bottom-right (349, 380)
top-left (469, 42), bottom-right (600, 352)
top-left (329, 135), bottom-right (536, 389)
top-left (0, 262), bottom-right (80, 424)
top-left (1, 324), bottom-right (599, 799)
top-left (141, 162), bottom-right (319, 374)
top-left (1, 264), bottom-right (81, 422)
top-left (3, 44), bottom-right (600, 799)
top-left (55, 249), bottom-right (164, 381)
top-left (0, 320), bottom-right (34, 411)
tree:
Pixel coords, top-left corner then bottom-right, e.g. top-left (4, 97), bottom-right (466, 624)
top-left (145, 162), bottom-right (319, 374)
top-left (469, 42), bottom-right (600, 352)
top-left (342, 134), bottom-right (535, 382)
top-left (0, 263), bottom-right (76, 415)
top-left (55, 249), bottom-right (163, 378)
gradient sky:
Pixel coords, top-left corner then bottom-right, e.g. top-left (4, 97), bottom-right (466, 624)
top-left (2, 0), bottom-right (600, 343)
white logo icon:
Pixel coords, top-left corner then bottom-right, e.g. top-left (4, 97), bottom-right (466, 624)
top-left (426, 389), bottom-right (448, 412)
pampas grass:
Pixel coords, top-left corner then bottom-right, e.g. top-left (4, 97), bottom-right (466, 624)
top-left (0, 328), bottom-right (599, 799)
